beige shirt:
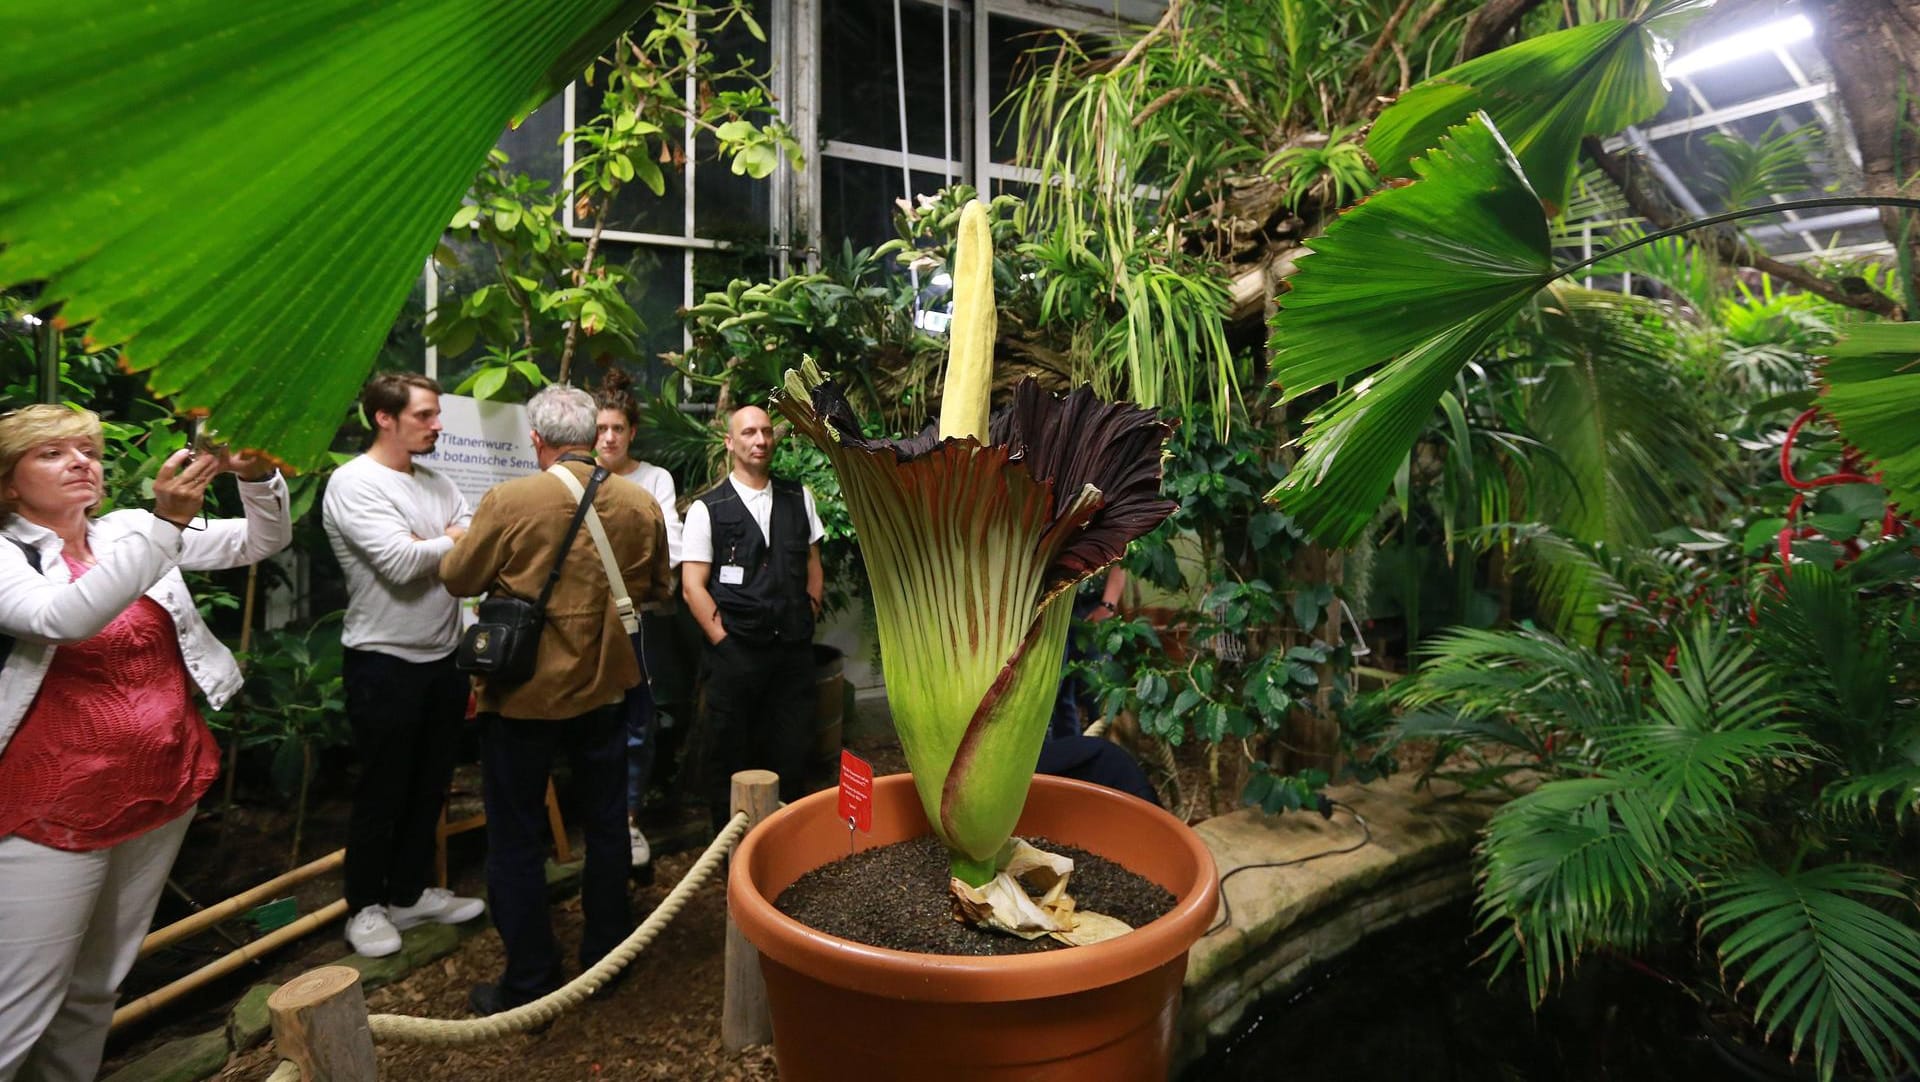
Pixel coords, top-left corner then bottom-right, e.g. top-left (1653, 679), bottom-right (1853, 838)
top-left (440, 460), bottom-right (670, 720)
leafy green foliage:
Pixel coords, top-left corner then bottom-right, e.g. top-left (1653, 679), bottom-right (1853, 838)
top-left (1267, 124), bottom-right (1377, 213)
top-left (1396, 573), bottom-right (1920, 1080)
top-left (1366, 14), bottom-right (1671, 214)
top-left (1702, 865), bottom-right (1920, 1082)
top-left (1705, 122), bottom-right (1823, 211)
top-left (0, 0), bottom-right (654, 467)
top-left (1269, 113), bottom-right (1555, 545)
top-left (1820, 322), bottom-right (1920, 514)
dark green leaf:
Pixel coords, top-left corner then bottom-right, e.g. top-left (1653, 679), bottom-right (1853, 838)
top-left (1268, 114), bottom-right (1554, 545)
top-left (1822, 323), bottom-right (1920, 514)
top-left (1367, 17), bottom-right (1668, 213)
top-left (0, 0), bottom-right (647, 467)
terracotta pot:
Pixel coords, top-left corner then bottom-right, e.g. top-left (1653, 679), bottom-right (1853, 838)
top-left (728, 773), bottom-right (1220, 1081)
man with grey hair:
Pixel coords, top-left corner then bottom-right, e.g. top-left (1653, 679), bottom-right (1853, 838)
top-left (441, 384), bottom-right (670, 1016)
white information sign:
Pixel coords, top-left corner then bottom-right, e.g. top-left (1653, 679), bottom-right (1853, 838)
top-left (420, 394), bottom-right (536, 508)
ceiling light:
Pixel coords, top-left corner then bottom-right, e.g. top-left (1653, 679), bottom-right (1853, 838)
top-left (1664, 14), bottom-right (1814, 79)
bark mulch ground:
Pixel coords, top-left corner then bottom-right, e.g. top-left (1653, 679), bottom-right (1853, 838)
top-left (214, 846), bottom-right (777, 1082)
top-left (777, 834), bottom-right (1175, 955)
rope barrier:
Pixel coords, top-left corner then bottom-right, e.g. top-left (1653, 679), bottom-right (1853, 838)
top-left (362, 810), bottom-right (750, 1046)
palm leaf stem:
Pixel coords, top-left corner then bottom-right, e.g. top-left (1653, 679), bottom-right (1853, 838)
top-left (1559, 197), bottom-right (1920, 280)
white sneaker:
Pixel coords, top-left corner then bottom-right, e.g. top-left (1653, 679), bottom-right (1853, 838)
top-left (346, 905), bottom-right (402, 958)
top-left (629, 822), bottom-right (651, 867)
top-left (389, 887), bottom-right (486, 930)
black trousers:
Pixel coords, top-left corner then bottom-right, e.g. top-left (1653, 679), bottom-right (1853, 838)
top-left (702, 637), bottom-right (814, 813)
top-left (479, 705), bottom-right (630, 1003)
top-left (342, 648), bottom-right (467, 912)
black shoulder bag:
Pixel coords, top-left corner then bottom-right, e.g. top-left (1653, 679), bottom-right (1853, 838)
top-left (455, 462), bottom-right (609, 682)
top-left (0, 537), bottom-right (45, 672)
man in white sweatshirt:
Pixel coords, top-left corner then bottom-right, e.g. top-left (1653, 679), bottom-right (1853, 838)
top-left (322, 373), bottom-right (485, 958)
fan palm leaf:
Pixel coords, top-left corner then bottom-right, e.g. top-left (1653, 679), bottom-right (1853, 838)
top-left (0, 0), bottom-right (645, 466)
top-left (1269, 112), bottom-right (1557, 545)
top-left (1366, 7), bottom-right (1685, 214)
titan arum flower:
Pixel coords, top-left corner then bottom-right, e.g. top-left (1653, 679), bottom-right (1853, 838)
top-left (774, 201), bottom-right (1176, 938)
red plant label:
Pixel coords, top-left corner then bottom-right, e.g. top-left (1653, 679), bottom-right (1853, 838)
top-left (837, 750), bottom-right (874, 833)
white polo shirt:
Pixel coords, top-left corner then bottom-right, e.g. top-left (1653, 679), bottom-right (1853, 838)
top-left (682, 475), bottom-right (825, 564)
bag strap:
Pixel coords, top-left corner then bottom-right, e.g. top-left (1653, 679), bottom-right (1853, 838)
top-left (550, 465), bottom-right (638, 635)
top-left (534, 461), bottom-right (607, 614)
top-left (0, 537), bottom-right (45, 672)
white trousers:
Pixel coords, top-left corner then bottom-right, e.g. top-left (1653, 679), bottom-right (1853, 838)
top-left (0, 813), bottom-right (194, 1082)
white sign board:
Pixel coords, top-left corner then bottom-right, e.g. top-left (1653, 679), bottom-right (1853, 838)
top-left (421, 394), bottom-right (536, 507)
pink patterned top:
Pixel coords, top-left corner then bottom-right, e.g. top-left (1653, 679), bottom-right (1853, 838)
top-left (0, 555), bottom-right (219, 850)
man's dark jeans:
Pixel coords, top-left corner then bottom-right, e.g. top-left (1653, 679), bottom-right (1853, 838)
top-left (479, 705), bottom-right (630, 1004)
top-left (702, 636), bottom-right (813, 816)
top-left (342, 648), bottom-right (467, 912)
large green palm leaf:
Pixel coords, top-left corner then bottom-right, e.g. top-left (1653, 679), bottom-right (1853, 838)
top-left (1702, 864), bottom-right (1920, 1082)
top-left (1270, 112), bottom-right (1555, 545)
top-left (0, 0), bottom-right (643, 466)
top-left (1365, 11), bottom-right (1677, 214)
top-left (1821, 323), bottom-right (1920, 515)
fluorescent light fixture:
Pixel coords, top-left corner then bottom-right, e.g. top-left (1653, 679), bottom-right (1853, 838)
top-left (1664, 14), bottom-right (1814, 79)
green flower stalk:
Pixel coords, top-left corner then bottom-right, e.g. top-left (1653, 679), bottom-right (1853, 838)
top-left (775, 201), bottom-right (1177, 890)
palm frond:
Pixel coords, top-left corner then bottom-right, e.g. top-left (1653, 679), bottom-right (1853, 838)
top-left (1268, 113), bottom-right (1556, 544)
top-left (0, 0), bottom-right (647, 466)
top-left (1477, 776), bottom-right (1693, 1002)
top-left (1820, 323), bottom-right (1920, 515)
top-left (1520, 286), bottom-right (1725, 546)
top-left (1823, 767), bottom-right (1920, 825)
top-left (1702, 864), bottom-right (1920, 1082)
top-left (1367, 14), bottom-right (1671, 213)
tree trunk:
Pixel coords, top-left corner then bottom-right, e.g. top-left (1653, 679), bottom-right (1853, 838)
top-left (1808, 0), bottom-right (1920, 314)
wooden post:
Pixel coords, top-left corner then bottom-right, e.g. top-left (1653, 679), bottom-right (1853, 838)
top-left (722, 769), bottom-right (780, 1051)
top-left (268, 966), bottom-right (377, 1082)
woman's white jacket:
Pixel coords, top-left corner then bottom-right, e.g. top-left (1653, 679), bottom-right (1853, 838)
top-left (0, 474), bottom-right (292, 759)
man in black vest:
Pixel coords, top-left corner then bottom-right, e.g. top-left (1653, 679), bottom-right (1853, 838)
top-left (681, 405), bottom-right (825, 814)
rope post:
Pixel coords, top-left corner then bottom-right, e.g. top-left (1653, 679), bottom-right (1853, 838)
top-left (268, 966), bottom-right (377, 1081)
top-left (722, 769), bottom-right (780, 1051)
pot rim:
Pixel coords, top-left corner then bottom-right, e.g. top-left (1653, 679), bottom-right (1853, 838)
top-left (728, 773), bottom-right (1221, 1002)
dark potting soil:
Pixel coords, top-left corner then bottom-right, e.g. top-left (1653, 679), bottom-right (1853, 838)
top-left (774, 833), bottom-right (1175, 955)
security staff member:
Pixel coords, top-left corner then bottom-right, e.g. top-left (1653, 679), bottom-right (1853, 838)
top-left (681, 405), bottom-right (824, 814)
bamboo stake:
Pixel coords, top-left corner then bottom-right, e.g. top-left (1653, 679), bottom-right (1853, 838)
top-left (140, 848), bottom-right (345, 957)
top-left (114, 899), bottom-right (350, 1030)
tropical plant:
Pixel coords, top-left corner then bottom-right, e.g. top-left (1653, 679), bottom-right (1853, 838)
top-left (429, 0), bottom-right (796, 399)
top-left (1387, 549), bottom-right (1920, 1081)
top-left (0, 0), bottom-right (686, 467)
top-left (776, 203), bottom-right (1177, 941)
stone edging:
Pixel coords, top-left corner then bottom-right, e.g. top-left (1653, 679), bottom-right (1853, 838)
top-left (1176, 773), bottom-right (1503, 1070)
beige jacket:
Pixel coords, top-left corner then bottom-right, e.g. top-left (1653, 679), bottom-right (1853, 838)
top-left (441, 460), bottom-right (670, 720)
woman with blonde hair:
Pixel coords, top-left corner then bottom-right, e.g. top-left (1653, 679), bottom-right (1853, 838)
top-left (0, 404), bottom-right (291, 1082)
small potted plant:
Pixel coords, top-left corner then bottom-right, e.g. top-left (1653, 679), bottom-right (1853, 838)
top-left (727, 201), bottom-right (1220, 1080)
